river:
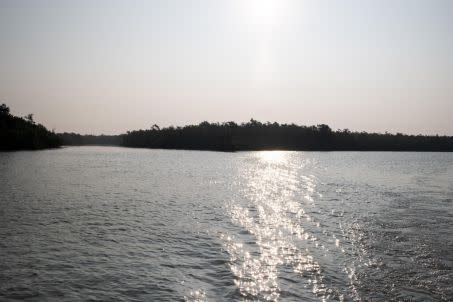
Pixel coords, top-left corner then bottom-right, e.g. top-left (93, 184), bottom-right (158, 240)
top-left (0, 147), bottom-right (452, 301)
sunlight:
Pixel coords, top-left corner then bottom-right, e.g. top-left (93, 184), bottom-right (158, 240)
top-left (234, 0), bottom-right (293, 85)
top-left (242, 0), bottom-right (288, 27)
top-left (257, 151), bottom-right (288, 164)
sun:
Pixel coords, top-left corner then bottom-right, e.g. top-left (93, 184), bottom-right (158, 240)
top-left (243, 0), bottom-right (287, 26)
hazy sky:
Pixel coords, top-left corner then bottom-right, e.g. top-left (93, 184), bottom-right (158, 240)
top-left (1, 0), bottom-right (452, 135)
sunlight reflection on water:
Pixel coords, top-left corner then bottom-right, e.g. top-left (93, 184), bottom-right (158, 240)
top-left (2, 148), bottom-right (452, 301)
top-left (256, 150), bottom-right (288, 164)
top-left (223, 151), bottom-right (331, 301)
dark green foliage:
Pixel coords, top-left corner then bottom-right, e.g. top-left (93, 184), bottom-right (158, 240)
top-left (58, 133), bottom-right (122, 146)
top-left (0, 104), bottom-right (61, 151)
top-left (122, 119), bottom-right (453, 152)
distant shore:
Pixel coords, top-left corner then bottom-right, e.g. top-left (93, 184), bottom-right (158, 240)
top-left (3, 103), bottom-right (453, 152)
top-left (61, 120), bottom-right (453, 152)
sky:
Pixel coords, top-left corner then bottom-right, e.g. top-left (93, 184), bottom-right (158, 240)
top-left (0, 0), bottom-right (452, 135)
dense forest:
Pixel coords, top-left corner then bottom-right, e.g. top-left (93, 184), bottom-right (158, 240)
top-left (121, 120), bottom-right (453, 152)
top-left (0, 104), bottom-right (61, 151)
top-left (2, 103), bottom-right (452, 152)
top-left (58, 133), bottom-right (122, 146)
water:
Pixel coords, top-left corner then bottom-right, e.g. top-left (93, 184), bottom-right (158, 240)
top-left (0, 147), bottom-right (452, 301)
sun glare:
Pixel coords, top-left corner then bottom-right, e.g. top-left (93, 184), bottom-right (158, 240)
top-left (258, 151), bottom-right (288, 164)
top-left (243, 0), bottom-right (287, 26)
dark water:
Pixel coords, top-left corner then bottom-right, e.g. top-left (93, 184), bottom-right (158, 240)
top-left (1, 147), bottom-right (452, 301)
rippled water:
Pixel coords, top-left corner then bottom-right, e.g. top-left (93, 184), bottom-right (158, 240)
top-left (1, 147), bottom-right (452, 301)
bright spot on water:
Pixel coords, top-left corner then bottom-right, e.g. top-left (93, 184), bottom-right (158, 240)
top-left (257, 151), bottom-right (288, 164)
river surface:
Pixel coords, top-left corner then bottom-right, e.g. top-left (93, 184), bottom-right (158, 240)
top-left (0, 147), bottom-right (452, 301)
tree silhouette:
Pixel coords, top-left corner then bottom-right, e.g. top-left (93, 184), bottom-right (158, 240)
top-left (121, 119), bottom-right (453, 152)
top-left (0, 103), bottom-right (10, 115)
top-left (0, 104), bottom-right (61, 150)
top-left (26, 113), bottom-right (34, 123)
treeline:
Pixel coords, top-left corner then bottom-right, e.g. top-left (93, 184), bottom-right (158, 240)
top-left (0, 104), bottom-right (61, 151)
top-left (3, 104), bottom-right (452, 152)
top-left (121, 120), bottom-right (453, 152)
top-left (58, 133), bottom-right (122, 146)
